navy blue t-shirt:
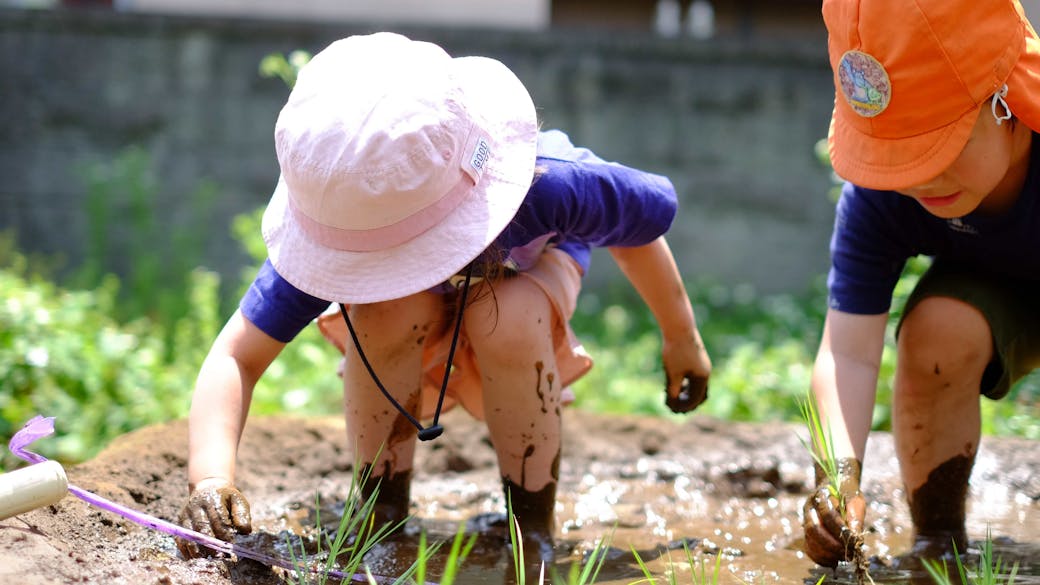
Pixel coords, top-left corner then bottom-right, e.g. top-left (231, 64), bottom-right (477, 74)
top-left (828, 132), bottom-right (1040, 314)
top-left (241, 129), bottom-right (679, 342)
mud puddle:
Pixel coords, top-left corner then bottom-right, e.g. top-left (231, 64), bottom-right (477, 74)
top-left (1, 410), bottom-right (1038, 584)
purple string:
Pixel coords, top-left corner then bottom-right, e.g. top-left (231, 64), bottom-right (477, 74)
top-left (7, 415), bottom-right (405, 584)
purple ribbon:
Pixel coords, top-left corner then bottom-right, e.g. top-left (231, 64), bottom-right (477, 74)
top-left (7, 415), bottom-right (403, 583)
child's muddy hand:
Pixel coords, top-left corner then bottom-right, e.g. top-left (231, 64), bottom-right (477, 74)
top-left (801, 463), bottom-right (866, 567)
top-left (176, 478), bottom-right (252, 558)
top-left (661, 334), bottom-right (711, 413)
top-left (664, 372), bottom-right (709, 413)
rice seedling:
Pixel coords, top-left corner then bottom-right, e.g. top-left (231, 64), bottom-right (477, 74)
top-left (552, 529), bottom-right (612, 585)
top-left (797, 389), bottom-right (871, 585)
top-left (372, 523), bottom-right (476, 585)
top-left (797, 392), bottom-right (841, 505)
top-left (630, 539), bottom-right (724, 585)
top-left (922, 530), bottom-right (1019, 585)
top-left (507, 492), bottom-right (531, 585)
top-left (282, 460), bottom-right (409, 584)
top-left (506, 491), bottom-right (612, 585)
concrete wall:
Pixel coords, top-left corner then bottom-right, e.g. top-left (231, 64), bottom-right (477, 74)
top-left (119, 0), bottom-right (551, 30)
top-left (0, 8), bottom-right (837, 298)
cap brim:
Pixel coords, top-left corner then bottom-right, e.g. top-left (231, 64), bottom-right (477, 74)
top-left (1005, 19), bottom-right (1040, 136)
top-left (828, 103), bottom-right (979, 192)
top-left (262, 55), bottom-right (537, 304)
top-left (829, 10), bottom-right (1040, 193)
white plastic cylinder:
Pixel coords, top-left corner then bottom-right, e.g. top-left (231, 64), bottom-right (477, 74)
top-left (0, 460), bottom-right (69, 521)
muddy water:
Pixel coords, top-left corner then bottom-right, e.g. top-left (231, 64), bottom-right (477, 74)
top-left (1, 412), bottom-right (1037, 585)
top-left (238, 414), bottom-right (1040, 585)
top-left (254, 478), bottom-right (1040, 585)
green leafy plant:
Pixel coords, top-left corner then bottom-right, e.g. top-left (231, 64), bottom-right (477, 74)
top-left (259, 50), bottom-right (313, 89)
top-left (0, 241), bottom-right (213, 468)
top-left (74, 146), bottom-right (225, 341)
top-left (569, 277), bottom-right (827, 424)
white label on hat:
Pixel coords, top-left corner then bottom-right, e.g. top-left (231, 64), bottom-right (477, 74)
top-left (468, 137), bottom-right (491, 181)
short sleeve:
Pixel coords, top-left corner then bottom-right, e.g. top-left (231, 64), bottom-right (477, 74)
top-left (827, 183), bottom-right (914, 314)
top-left (240, 259), bottom-right (331, 342)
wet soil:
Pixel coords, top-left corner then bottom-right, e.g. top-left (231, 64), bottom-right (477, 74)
top-left (1, 409), bottom-right (1038, 585)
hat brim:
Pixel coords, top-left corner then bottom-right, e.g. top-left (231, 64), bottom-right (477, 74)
top-left (1005, 17), bottom-right (1040, 136)
top-left (827, 103), bottom-right (979, 192)
top-left (262, 56), bottom-right (538, 304)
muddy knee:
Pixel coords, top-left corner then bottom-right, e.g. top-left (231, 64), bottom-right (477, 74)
top-left (897, 297), bottom-right (992, 393)
top-left (464, 277), bottom-right (554, 361)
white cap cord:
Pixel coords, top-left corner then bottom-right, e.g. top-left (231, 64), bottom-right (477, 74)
top-left (992, 84), bottom-right (1013, 125)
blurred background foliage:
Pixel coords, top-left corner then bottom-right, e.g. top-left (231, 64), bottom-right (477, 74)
top-left (3, 52), bottom-right (1039, 470)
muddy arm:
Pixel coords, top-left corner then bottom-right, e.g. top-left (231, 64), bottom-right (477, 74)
top-left (187, 309), bottom-right (286, 489)
top-left (608, 236), bottom-right (712, 411)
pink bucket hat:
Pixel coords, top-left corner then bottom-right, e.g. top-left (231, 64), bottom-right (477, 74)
top-left (824, 0), bottom-right (1040, 191)
top-left (262, 32), bottom-right (538, 303)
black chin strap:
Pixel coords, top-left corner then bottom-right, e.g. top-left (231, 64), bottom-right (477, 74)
top-left (339, 265), bottom-right (474, 441)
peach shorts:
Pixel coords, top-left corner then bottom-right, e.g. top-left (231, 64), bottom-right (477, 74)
top-left (316, 248), bottom-right (593, 421)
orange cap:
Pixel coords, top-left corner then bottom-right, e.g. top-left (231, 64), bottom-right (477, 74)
top-left (824, 0), bottom-right (1040, 191)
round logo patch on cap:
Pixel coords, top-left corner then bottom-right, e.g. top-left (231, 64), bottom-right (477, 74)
top-left (837, 50), bottom-right (891, 118)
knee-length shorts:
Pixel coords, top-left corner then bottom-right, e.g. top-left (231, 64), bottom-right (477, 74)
top-left (316, 248), bottom-right (594, 420)
top-left (898, 259), bottom-right (1040, 399)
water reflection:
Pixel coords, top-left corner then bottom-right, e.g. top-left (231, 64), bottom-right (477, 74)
top-left (234, 417), bottom-right (1040, 585)
top-left (245, 494), bottom-right (1039, 585)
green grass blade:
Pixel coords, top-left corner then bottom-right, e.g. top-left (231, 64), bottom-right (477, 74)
top-left (438, 523), bottom-right (477, 585)
top-left (630, 547), bottom-right (657, 585)
top-left (507, 492), bottom-right (526, 585)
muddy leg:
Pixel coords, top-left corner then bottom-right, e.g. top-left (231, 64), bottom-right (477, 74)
top-left (343, 294), bottom-right (439, 529)
top-left (358, 464), bottom-right (413, 528)
top-left (503, 470), bottom-right (558, 564)
top-left (906, 454), bottom-right (973, 558)
top-left (465, 278), bottom-right (562, 565)
top-left (894, 297), bottom-right (988, 560)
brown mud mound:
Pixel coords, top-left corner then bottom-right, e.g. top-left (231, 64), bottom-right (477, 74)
top-left (1, 409), bottom-right (1038, 585)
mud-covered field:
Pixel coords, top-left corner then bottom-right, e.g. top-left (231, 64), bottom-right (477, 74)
top-left (2, 409), bottom-right (1038, 584)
